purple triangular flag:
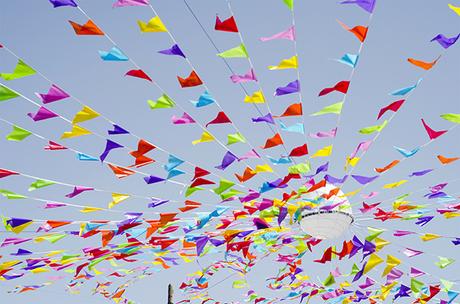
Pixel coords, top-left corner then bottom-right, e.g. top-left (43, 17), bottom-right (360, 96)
top-left (158, 44), bottom-right (186, 58)
top-left (274, 80), bottom-right (300, 96)
top-left (351, 174), bottom-right (379, 185)
top-left (27, 106), bottom-right (59, 121)
top-left (215, 151), bottom-right (238, 170)
top-left (48, 0), bottom-right (77, 8)
top-left (108, 124), bottom-right (129, 135)
top-left (340, 0), bottom-right (376, 13)
top-left (65, 186), bottom-right (94, 198)
top-left (36, 84), bottom-right (70, 103)
top-left (99, 140), bottom-right (123, 162)
top-left (144, 175), bottom-right (165, 184)
top-left (431, 33), bottom-right (460, 49)
top-left (230, 68), bottom-right (257, 83)
top-left (251, 113), bottom-right (275, 124)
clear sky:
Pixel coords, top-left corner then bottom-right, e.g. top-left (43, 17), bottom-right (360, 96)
top-left (1, 0), bottom-right (459, 303)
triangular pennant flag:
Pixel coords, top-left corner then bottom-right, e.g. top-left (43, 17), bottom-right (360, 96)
top-left (206, 111), bottom-right (231, 127)
top-left (72, 106), bottom-right (100, 123)
top-left (158, 44), bottom-right (186, 58)
top-left (260, 26), bottom-right (295, 42)
top-left (440, 113), bottom-right (460, 124)
top-left (268, 55), bottom-right (298, 70)
top-left (36, 84), bottom-right (69, 104)
top-left (0, 59), bottom-right (36, 80)
top-left (421, 119), bottom-right (447, 140)
top-left (230, 68), bottom-right (257, 83)
top-left (191, 91), bottom-right (215, 107)
top-left (408, 56), bottom-right (440, 70)
top-left (192, 131), bottom-right (214, 145)
top-left (148, 94), bottom-right (175, 109)
top-left (100, 140), bottom-right (123, 162)
top-left (275, 103), bottom-right (302, 117)
top-left (27, 106), bottom-right (59, 122)
top-left (337, 20), bottom-right (368, 42)
top-left (137, 16), bottom-right (167, 32)
top-left (99, 46), bottom-right (128, 61)
top-left (311, 102), bottom-right (343, 116)
top-left (359, 120), bottom-right (388, 134)
top-left (28, 179), bottom-right (55, 191)
top-left (318, 81), bottom-right (350, 96)
top-left (215, 15), bottom-right (238, 32)
top-left (244, 90), bottom-right (265, 103)
top-left (227, 132), bottom-right (246, 145)
top-left (261, 133), bottom-right (283, 149)
top-left (125, 69), bottom-right (152, 82)
top-left (6, 125), bottom-right (32, 141)
top-left (178, 70), bottom-right (203, 88)
top-left (377, 99), bottom-right (405, 120)
top-left (108, 193), bottom-right (130, 208)
top-left (69, 19), bottom-right (104, 35)
top-left (61, 124), bottom-right (91, 139)
top-left (0, 84), bottom-right (19, 101)
top-left (112, 0), bottom-right (149, 8)
top-left (217, 44), bottom-right (248, 58)
top-left (108, 164), bottom-right (135, 178)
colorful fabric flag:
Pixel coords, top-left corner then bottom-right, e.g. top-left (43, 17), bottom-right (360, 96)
top-left (61, 124), bottom-right (91, 139)
top-left (192, 131), bottom-right (214, 145)
top-left (260, 133), bottom-right (283, 149)
top-left (421, 119), bottom-right (447, 140)
top-left (289, 144), bottom-right (308, 157)
top-left (36, 84), bottom-right (69, 104)
top-left (431, 33), bottom-right (460, 49)
top-left (49, 0), bottom-right (77, 7)
top-left (448, 3), bottom-right (460, 15)
top-left (69, 19), bottom-right (104, 35)
top-left (408, 57), bottom-right (439, 70)
top-left (377, 99), bottom-right (404, 119)
top-left (215, 151), bottom-right (238, 170)
top-left (77, 153), bottom-right (98, 161)
top-left (252, 113), bottom-right (274, 124)
top-left (280, 122), bottom-right (304, 134)
top-left (275, 80), bottom-right (300, 96)
top-left (217, 44), bottom-right (248, 58)
top-left (99, 46), bottom-right (128, 61)
top-left (340, 0), bottom-right (376, 13)
top-left (283, 0), bottom-right (294, 10)
top-left (172, 112), bottom-right (195, 124)
top-left (65, 186), bottom-right (93, 198)
top-left (437, 155), bottom-right (459, 164)
top-left (112, 0), bottom-right (149, 8)
top-left (319, 81), bottom-right (349, 96)
top-left (178, 70), bottom-right (203, 88)
top-left (206, 111), bottom-right (231, 127)
top-left (148, 94), bottom-right (175, 109)
top-left (395, 146), bottom-right (420, 158)
top-left (260, 26), bottom-right (295, 41)
top-left (6, 125), bottom-right (32, 141)
top-left (158, 44), bottom-right (185, 58)
top-left (312, 145), bottom-right (332, 158)
top-left (27, 106), bottom-right (59, 122)
top-left (244, 90), bottom-right (265, 103)
top-left (144, 175), bottom-right (165, 184)
top-left (100, 140), bottom-right (123, 162)
top-left (125, 69), bottom-right (152, 81)
top-left (352, 175), bottom-right (378, 185)
top-left (268, 55), bottom-right (298, 70)
top-left (215, 15), bottom-right (238, 32)
top-left (230, 68), bottom-right (257, 83)
top-left (138, 16), bottom-right (167, 32)
top-left (310, 128), bottom-right (337, 138)
top-left (337, 53), bottom-right (359, 67)
top-left (311, 102), bottom-right (343, 116)
top-left (389, 79), bottom-right (421, 96)
top-left (72, 106), bottom-right (100, 123)
top-left (191, 91), bottom-right (215, 107)
top-left (0, 59), bottom-right (36, 80)
top-left (359, 120), bottom-right (388, 134)
top-left (441, 113), bottom-right (460, 124)
top-left (227, 132), bottom-right (246, 145)
top-left (0, 84), bottom-right (19, 101)
top-left (275, 103), bottom-right (302, 117)
top-left (337, 20), bottom-right (368, 42)
top-left (108, 124), bottom-right (129, 135)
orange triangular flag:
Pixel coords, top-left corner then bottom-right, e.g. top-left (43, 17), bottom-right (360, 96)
top-left (69, 19), bottom-right (104, 35)
top-left (235, 167), bottom-right (257, 182)
top-left (108, 164), bottom-right (136, 178)
top-left (178, 70), bottom-right (203, 88)
top-left (437, 155), bottom-right (460, 165)
top-left (375, 160), bottom-right (400, 173)
top-left (407, 56), bottom-right (440, 71)
top-left (275, 103), bottom-right (303, 117)
top-left (337, 20), bottom-right (368, 42)
top-left (261, 133), bottom-right (283, 149)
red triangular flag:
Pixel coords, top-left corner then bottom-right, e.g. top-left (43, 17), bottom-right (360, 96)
top-left (108, 164), bottom-right (136, 178)
top-left (192, 167), bottom-right (210, 181)
top-left (206, 111), bottom-right (232, 127)
top-left (215, 15), bottom-right (238, 32)
top-left (44, 141), bottom-right (67, 150)
top-left (178, 70), bottom-right (203, 88)
top-left (190, 178), bottom-right (215, 188)
top-left (314, 246), bottom-right (333, 263)
top-left (289, 144), bottom-right (308, 157)
top-left (261, 133), bottom-right (283, 149)
top-left (125, 69), bottom-right (152, 82)
top-left (130, 139), bottom-right (155, 157)
top-left (0, 169), bottom-right (19, 179)
top-left (377, 99), bottom-right (405, 120)
top-left (421, 119), bottom-right (447, 140)
top-left (318, 81), bottom-right (350, 97)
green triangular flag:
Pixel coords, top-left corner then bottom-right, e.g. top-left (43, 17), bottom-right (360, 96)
top-left (217, 44), bottom-right (248, 58)
top-left (213, 179), bottom-right (235, 195)
top-left (365, 227), bottom-right (385, 241)
top-left (323, 273), bottom-right (335, 287)
top-left (220, 189), bottom-right (244, 200)
top-left (410, 278), bottom-right (424, 293)
top-left (0, 84), bottom-right (19, 101)
top-left (6, 125), bottom-right (32, 141)
top-left (28, 179), bottom-right (56, 191)
top-left (311, 101), bottom-right (343, 116)
top-left (0, 59), bottom-right (36, 81)
top-left (185, 186), bottom-right (204, 197)
top-left (288, 161), bottom-right (311, 174)
top-left (359, 120), bottom-right (388, 134)
top-left (435, 256), bottom-right (455, 269)
top-left (0, 189), bottom-right (27, 199)
top-left (227, 132), bottom-right (246, 145)
top-left (147, 94), bottom-right (175, 109)
top-left (283, 0), bottom-right (294, 10)
top-left (350, 264), bottom-right (359, 276)
top-left (441, 113), bottom-right (460, 124)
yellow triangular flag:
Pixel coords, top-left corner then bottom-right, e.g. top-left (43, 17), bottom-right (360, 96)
top-left (61, 124), bottom-right (92, 139)
top-left (80, 206), bottom-right (104, 213)
top-left (448, 3), bottom-right (460, 16)
top-left (268, 55), bottom-right (298, 70)
top-left (72, 106), bottom-right (100, 124)
top-left (244, 90), bottom-right (265, 103)
top-left (138, 16), bottom-right (167, 32)
top-left (311, 145), bottom-right (332, 158)
top-left (383, 179), bottom-right (407, 189)
top-left (108, 193), bottom-right (130, 209)
top-left (382, 255), bottom-right (401, 276)
top-left (254, 164), bottom-right (273, 173)
top-left (192, 131), bottom-right (214, 145)
top-left (363, 254), bottom-right (384, 274)
top-left (420, 233), bottom-right (441, 241)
